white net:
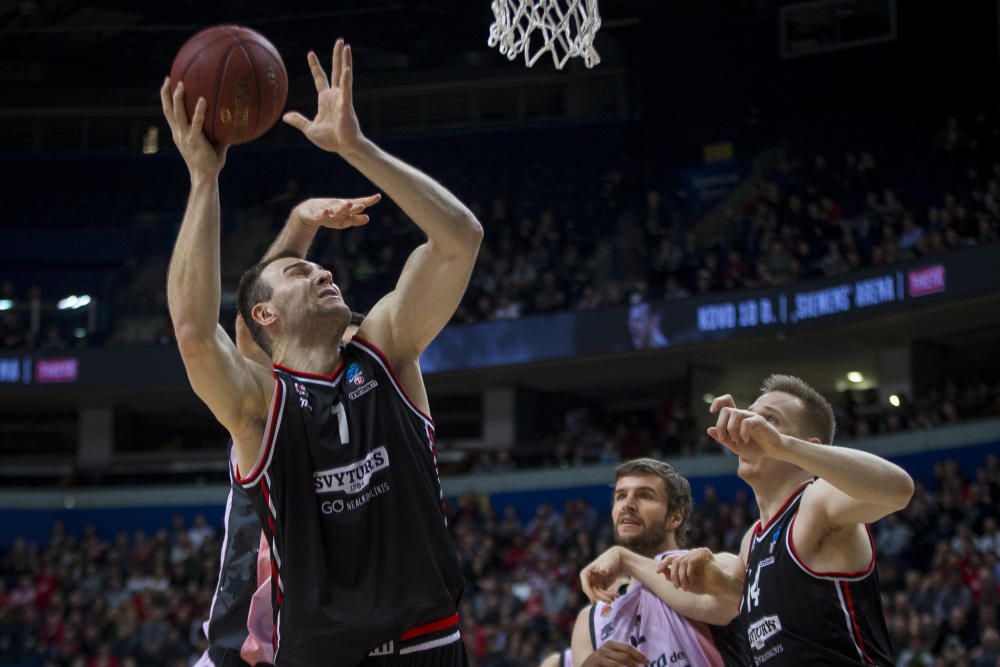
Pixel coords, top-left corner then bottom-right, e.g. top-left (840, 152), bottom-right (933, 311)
top-left (488, 0), bottom-right (601, 70)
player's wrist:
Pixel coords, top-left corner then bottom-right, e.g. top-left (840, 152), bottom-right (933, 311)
top-left (339, 135), bottom-right (375, 162)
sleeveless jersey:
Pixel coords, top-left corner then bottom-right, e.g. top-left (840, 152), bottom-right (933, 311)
top-left (198, 444), bottom-right (259, 667)
top-left (589, 551), bottom-right (724, 667)
top-left (237, 337), bottom-right (464, 667)
top-left (741, 482), bottom-right (894, 666)
top-left (560, 647), bottom-right (573, 667)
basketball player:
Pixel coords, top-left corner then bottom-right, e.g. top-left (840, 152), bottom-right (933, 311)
top-left (161, 36), bottom-right (481, 666)
top-left (573, 459), bottom-right (743, 667)
top-left (195, 202), bottom-right (369, 667)
top-left (659, 375), bottom-right (913, 666)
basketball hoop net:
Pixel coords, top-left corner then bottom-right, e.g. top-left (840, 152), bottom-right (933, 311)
top-left (488, 0), bottom-right (601, 70)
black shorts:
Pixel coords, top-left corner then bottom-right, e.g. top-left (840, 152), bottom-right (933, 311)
top-left (358, 635), bottom-right (468, 666)
top-left (360, 614), bottom-right (467, 667)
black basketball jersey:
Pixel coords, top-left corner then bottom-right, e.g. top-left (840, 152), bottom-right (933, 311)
top-left (202, 444), bottom-right (259, 667)
top-left (741, 482), bottom-right (894, 666)
top-left (236, 337), bottom-right (464, 667)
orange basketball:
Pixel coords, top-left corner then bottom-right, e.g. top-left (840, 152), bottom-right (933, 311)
top-left (169, 25), bottom-right (288, 145)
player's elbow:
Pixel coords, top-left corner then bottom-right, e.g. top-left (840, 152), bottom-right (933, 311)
top-left (888, 470), bottom-right (915, 511)
top-left (458, 212), bottom-right (484, 248)
top-left (704, 599), bottom-right (740, 627)
top-left (173, 321), bottom-right (217, 357)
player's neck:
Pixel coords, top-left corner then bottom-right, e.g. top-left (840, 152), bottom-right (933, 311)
top-left (272, 338), bottom-right (343, 376)
top-left (752, 472), bottom-right (812, 528)
top-left (639, 534), bottom-right (679, 559)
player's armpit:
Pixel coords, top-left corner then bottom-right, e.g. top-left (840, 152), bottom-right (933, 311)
top-left (178, 324), bottom-right (274, 469)
top-left (359, 238), bottom-right (479, 364)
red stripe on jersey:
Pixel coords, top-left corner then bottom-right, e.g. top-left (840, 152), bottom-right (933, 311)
top-left (350, 336), bottom-right (435, 426)
top-left (842, 582), bottom-right (874, 665)
top-left (273, 358), bottom-right (346, 380)
top-left (235, 378), bottom-right (284, 485)
top-left (754, 481), bottom-right (811, 536)
top-left (400, 613), bottom-right (459, 641)
top-left (788, 512), bottom-right (876, 578)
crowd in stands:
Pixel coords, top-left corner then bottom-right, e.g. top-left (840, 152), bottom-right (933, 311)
top-left (461, 375), bottom-right (1000, 474)
top-left (3, 106), bottom-right (1000, 350)
top-left (1, 454), bottom-right (997, 666)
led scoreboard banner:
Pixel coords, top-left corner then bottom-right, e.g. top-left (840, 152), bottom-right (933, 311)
top-left (693, 264), bottom-right (946, 337)
top-left (420, 244), bottom-right (994, 373)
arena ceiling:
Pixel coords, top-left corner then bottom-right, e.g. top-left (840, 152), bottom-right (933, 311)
top-left (0, 0), bottom-right (668, 109)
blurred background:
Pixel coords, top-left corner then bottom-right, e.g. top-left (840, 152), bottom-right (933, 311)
top-left (0, 0), bottom-right (999, 665)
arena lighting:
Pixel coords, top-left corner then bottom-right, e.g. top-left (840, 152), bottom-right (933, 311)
top-left (702, 393), bottom-right (714, 404)
top-left (0, 299), bottom-right (12, 311)
top-left (847, 371), bottom-right (864, 383)
top-left (57, 294), bottom-right (92, 310)
top-left (142, 126), bottom-right (159, 155)
top-left (889, 394), bottom-right (901, 407)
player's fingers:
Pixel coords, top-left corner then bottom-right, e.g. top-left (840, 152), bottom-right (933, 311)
top-left (715, 408), bottom-right (733, 445)
top-left (740, 416), bottom-right (757, 443)
top-left (189, 97), bottom-right (207, 138)
top-left (709, 393), bottom-right (735, 414)
top-left (172, 81), bottom-right (189, 130)
top-left (656, 556), bottom-right (671, 574)
top-left (607, 642), bottom-right (648, 665)
top-left (727, 411), bottom-right (745, 445)
top-left (580, 572), bottom-right (596, 602)
top-left (346, 214), bottom-right (369, 227)
top-left (282, 112), bottom-right (310, 132)
top-left (331, 39), bottom-right (343, 87)
top-left (308, 51), bottom-right (330, 92)
top-left (680, 558), bottom-right (692, 589)
top-left (160, 77), bottom-right (175, 124)
top-left (353, 193), bottom-right (381, 207)
top-left (341, 64), bottom-right (354, 108)
top-left (344, 41), bottom-right (353, 71)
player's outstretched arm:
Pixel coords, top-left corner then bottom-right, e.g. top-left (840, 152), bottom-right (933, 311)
top-left (706, 394), bottom-right (914, 526)
top-left (581, 546), bottom-right (740, 626)
top-left (162, 78), bottom-right (271, 460)
top-left (261, 195), bottom-right (382, 262)
top-left (283, 40), bottom-right (483, 365)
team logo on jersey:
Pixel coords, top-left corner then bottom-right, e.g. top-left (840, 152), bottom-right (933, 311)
top-left (770, 526), bottom-right (782, 554)
top-left (313, 446), bottom-right (390, 495)
top-left (368, 640), bottom-right (394, 656)
top-left (599, 604), bottom-right (613, 618)
top-left (346, 363), bottom-right (378, 400)
top-left (294, 382), bottom-right (311, 411)
top-left (628, 614), bottom-right (646, 648)
top-left (600, 623), bottom-right (615, 641)
top-left (747, 614), bottom-right (782, 650)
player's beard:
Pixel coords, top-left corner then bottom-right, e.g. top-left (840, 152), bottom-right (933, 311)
top-left (613, 517), bottom-right (668, 558)
top-left (294, 300), bottom-right (351, 349)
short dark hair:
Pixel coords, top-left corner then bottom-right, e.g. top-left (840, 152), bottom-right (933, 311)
top-left (614, 458), bottom-right (693, 546)
top-left (236, 251), bottom-right (299, 357)
top-left (760, 374), bottom-right (836, 444)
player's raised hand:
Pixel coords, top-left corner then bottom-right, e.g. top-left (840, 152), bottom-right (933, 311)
top-left (658, 547), bottom-right (724, 595)
top-left (707, 403), bottom-right (785, 459)
top-left (160, 78), bottom-right (228, 177)
top-left (292, 194), bottom-right (382, 230)
top-left (580, 547), bottom-right (625, 604)
top-left (580, 641), bottom-right (648, 667)
top-left (284, 39), bottom-right (364, 155)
